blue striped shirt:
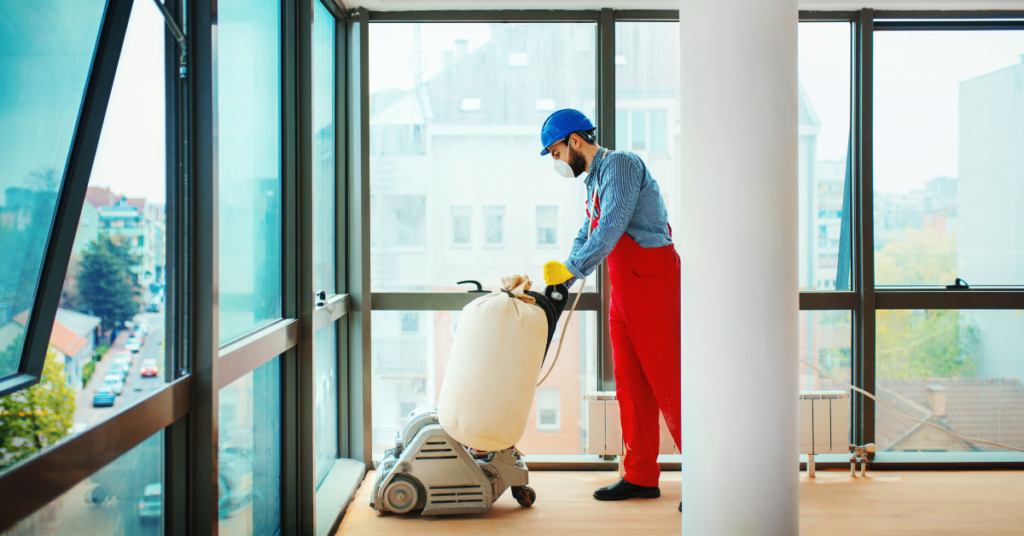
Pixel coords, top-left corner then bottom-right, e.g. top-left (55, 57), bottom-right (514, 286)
top-left (564, 149), bottom-right (672, 287)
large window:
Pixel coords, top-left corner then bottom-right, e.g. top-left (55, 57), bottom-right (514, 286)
top-left (797, 22), bottom-right (852, 291)
top-left (874, 31), bottom-right (1024, 287)
top-left (4, 431), bottom-right (164, 536)
top-left (217, 0), bottom-right (284, 344)
top-left (218, 356), bottom-right (282, 534)
top-left (368, 22), bottom-right (597, 292)
top-left (875, 310), bottom-right (1024, 453)
top-left (614, 22), bottom-right (681, 236)
top-left (1, 0), bottom-right (168, 475)
top-left (0, 0), bottom-right (108, 384)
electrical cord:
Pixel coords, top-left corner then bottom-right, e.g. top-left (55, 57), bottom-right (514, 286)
top-left (536, 274), bottom-right (585, 387)
top-left (800, 358), bottom-right (1024, 454)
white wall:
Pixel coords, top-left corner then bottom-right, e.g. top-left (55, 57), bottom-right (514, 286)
top-left (678, 0), bottom-right (800, 534)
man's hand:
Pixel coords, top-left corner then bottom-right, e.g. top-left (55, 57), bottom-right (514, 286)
top-left (543, 260), bottom-right (574, 286)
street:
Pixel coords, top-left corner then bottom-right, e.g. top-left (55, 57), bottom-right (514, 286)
top-left (74, 312), bottom-right (167, 429)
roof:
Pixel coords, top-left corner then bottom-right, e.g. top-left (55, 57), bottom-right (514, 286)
top-left (877, 378), bottom-right (1024, 452)
top-left (813, 376), bottom-right (1024, 452)
top-left (85, 186), bottom-right (123, 209)
top-left (54, 309), bottom-right (101, 338)
top-left (50, 318), bottom-right (89, 358)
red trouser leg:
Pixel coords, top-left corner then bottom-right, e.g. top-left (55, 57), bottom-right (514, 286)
top-left (608, 236), bottom-right (683, 488)
top-left (626, 249), bottom-right (682, 453)
top-left (609, 297), bottom-right (663, 487)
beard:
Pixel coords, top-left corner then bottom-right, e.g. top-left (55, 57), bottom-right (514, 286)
top-left (567, 144), bottom-right (587, 177)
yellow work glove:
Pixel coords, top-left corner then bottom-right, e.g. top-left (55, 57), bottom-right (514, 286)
top-left (543, 260), bottom-right (574, 286)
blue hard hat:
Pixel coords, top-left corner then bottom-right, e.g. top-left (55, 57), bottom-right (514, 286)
top-left (539, 109), bottom-right (596, 156)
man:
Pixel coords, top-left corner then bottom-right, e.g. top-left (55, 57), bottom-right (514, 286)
top-left (540, 109), bottom-right (681, 509)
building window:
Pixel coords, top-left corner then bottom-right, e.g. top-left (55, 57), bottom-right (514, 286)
top-left (451, 206), bottom-right (471, 246)
top-left (631, 110), bottom-right (648, 151)
top-left (400, 312), bottom-right (420, 334)
top-left (536, 205), bottom-right (557, 246)
top-left (382, 194), bottom-right (426, 247)
top-left (484, 205), bottom-right (504, 246)
top-left (536, 388), bottom-right (560, 432)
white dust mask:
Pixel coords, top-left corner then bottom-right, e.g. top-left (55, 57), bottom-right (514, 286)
top-left (553, 140), bottom-right (576, 178)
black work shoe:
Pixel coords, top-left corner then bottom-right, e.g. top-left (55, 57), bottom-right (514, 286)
top-left (593, 478), bottom-right (660, 501)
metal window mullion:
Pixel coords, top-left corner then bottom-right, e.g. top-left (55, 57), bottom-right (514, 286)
top-left (347, 8), bottom-right (372, 469)
top-left (0, 0), bottom-right (135, 398)
top-left (279, 0), bottom-right (305, 531)
top-left (163, 0), bottom-right (188, 532)
top-left (335, 11), bottom-right (351, 461)
top-left (370, 292), bottom-right (600, 311)
top-left (596, 8), bottom-right (615, 393)
top-left (612, 10), bottom-right (679, 22)
top-left (187, 0), bottom-right (219, 532)
top-left (290, 0), bottom-right (317, 530)
top-left (873, 9), bottom-right (1024, 19)
top-left (874, 290), bottom-right (1024, 310)
top-left (853, 8), bottom-right (875, 448)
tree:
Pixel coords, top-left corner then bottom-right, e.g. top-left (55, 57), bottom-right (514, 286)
top-left (76, 234), bottom-right (138, 330)
top-left (0, 343), bottom-right (76, 469)
top-left (875, 228), bottom-right (980, 379)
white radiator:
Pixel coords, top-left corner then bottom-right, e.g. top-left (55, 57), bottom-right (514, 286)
top-left (584, 392), bottom-right (678, 456)
top-left (799, 390), bottom-right (849, 477)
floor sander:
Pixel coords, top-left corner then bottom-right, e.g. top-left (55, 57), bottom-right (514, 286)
top-left (370, 282), bottom-right (570, 516)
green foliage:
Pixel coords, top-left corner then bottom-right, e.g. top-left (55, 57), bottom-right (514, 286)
top-left (0, 346), bottom-right (76, 469)
top-left (875, 228), bottom-right (979, 379)
top-left (93, 343), bottom-right (110, 361)
top-left (81, 360), bottom-right (96, 388)
top-left (877, 309), bottom-right (980, 379)
top-left (875, 229), bottom-right (957, 287)
top-left (76, 234), bottom-right (139, 330)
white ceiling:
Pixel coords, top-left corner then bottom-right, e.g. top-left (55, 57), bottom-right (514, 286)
top-left (350, 0), bottom-right (1024, 11)
top-left (351, 0), bottom-right (677, 12)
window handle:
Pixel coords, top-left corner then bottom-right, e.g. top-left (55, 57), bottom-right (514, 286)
top-left (457, 280), bottom-right (488, 293)
top-left (946, 278), bottom-right (969, 290)
top-left (316, 290), bottom-right (326, 306)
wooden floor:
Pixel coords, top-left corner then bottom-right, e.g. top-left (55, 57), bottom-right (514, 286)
top-left (336, 470), bottom-right (1024, 535)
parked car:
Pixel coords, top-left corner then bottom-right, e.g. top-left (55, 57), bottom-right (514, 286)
top-left (140, 359), bottom-right (159, 378)
top-left (101, 374), bottom-right (124, 396)
top-left (146, 302), bottom-right (161, 313)
top-left (125, 336), bottom-right (143, 353)
top-left (116, 349), bottom-right (133, 365)
top-left (136, 321), bottom-right (150, 336)
top-left (111, 357), bottom-right (131, 379)
top-left (138, 483), bottom-right (162, 521)
top-left (93, 386), bottom-right (116, 407)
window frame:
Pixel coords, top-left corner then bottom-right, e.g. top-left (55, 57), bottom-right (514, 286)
top-left (0, 0), bottom-right (134, 398)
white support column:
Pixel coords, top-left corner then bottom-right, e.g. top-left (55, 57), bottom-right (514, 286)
top-left (678, 0), bottom-right (799, 534)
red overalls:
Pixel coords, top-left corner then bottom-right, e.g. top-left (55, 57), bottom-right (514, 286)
top-left (589, 193), bottom-right (682, 488)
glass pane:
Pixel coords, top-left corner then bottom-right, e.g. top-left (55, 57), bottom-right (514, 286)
top-left (874, 31), bottom-right (1024, 286)
top-left (369, 23), bottom-right (597, 292)
top-left (798, 310), bottom-right (853, 391)
top-left (1, 0), bottom-right (169, 477)
top-left (0, 0), bottom-right (108, 380)
top-left (218, 0), bottom-right (283, 344)
top-left (614, 22), bottom-right (681, 250)
top-left (218, 356), bottom-right (282, 534)
top-left (314, 323), bottom-right (338, 489)
top-left (4, 431), bottom-right (164, 535)
top-left (876, 310), bottom-right (1024, 453)
top-left (797, 22), bottom-right (852, 291)
top-left (313, 0), bottom-right (336, 295)
top-left (536, 205), bottom-right (557, 246)
top-left (371, 310), bottom-right (598, 459)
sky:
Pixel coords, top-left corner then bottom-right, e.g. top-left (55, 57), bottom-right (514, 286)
top-left (89, 0), bottom-right (167, 205)
top-left (799, 23), bottom-right (1024, 195)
